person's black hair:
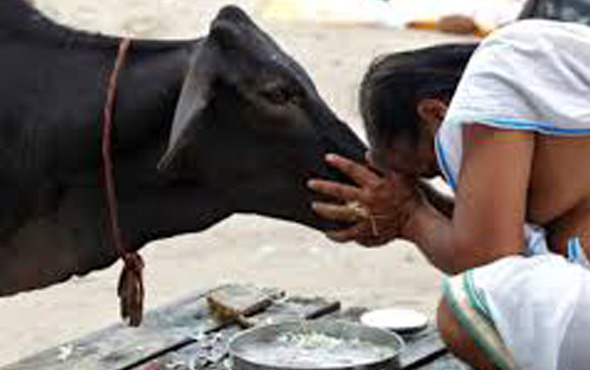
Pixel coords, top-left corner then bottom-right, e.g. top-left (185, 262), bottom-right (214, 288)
top-left (360, 43), bottom-right (478, 149)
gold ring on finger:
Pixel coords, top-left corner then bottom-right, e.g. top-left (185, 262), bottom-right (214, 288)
top-left (346, 201), bottom-right (369, 221)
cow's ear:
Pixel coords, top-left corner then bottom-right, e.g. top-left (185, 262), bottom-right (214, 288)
top-left (157, 41), bottom-right (218, 171)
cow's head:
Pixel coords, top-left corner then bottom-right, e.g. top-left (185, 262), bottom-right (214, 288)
top-left (158, 6), bottom-right (366, 230)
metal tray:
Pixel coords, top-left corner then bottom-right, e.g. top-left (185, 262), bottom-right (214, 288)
top-left (228, 320), bottom-right (404, 370)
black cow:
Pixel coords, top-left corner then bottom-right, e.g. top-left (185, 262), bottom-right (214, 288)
top-left (0, 1), bottom-right (366, 296)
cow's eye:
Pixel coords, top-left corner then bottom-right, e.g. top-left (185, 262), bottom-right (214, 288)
top-left (261, 87), bottom-right (296, 105)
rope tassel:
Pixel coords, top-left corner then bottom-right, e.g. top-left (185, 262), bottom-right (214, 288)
top-left (117, 253), bottom-right (145, 327)
top-left (102, 38), bottom-right (146, 327)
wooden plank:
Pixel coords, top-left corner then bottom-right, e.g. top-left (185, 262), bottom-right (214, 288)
top-left (141, 296), bottom-right (341, 370)
top-left (4, 285), bottom-right (468, 370)
top-left (2, 285), bottom-right (278, 370)
top-left (2, 288), bottom-right (210, 370)
top-left (325, 308), bottom-right (450, 370)
top-left (195, 302), bottom-right (468, 370)
top-left (251, 296), bottom-right (341, 325)
top-left (411, 353), bottom-right (471, 370)
top-left (140, 326), bottom-right (239, 370)
top-left (198, 349), bottom-right (471, 370)
top-left (400, 327), bottom-right (448, 369)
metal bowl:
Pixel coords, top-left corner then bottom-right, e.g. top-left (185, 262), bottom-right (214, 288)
top-left (228, 320), bottom-right (405, 370)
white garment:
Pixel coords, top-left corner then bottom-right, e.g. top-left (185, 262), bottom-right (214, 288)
top-left (436, 19), bottom-right (590, 370)
top-left (436, 19), bottom-right (590, 262)
top-left (468, 255), bottom-right (590, 370)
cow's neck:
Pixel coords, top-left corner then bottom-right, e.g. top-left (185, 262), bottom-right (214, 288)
top-left (0, 170), bottom-right (231, 296)
top-left (0, 36), bottom-right (233, 296)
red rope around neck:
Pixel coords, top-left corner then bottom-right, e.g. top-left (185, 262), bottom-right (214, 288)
top-left (102, 38), bottom-right (145, 327)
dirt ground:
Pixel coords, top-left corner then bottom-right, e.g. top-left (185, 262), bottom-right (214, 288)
top-left (0, 1), bottom-right (472, 366)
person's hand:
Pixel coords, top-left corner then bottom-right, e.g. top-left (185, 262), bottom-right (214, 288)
top-left (308, 153), bottom-right (422, 246)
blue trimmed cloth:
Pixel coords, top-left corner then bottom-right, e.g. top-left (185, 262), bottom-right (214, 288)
top-left (442, 255), bottom-right (590, 370)
top-left (442, 271), bottom-right (518, 369)
top-left (436, 19), bottom-right (590, 370)
top-left (436, 19), bottom-right (590, 268)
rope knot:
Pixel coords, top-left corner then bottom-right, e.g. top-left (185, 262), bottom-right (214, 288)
top-left (122, 252), bottom-right (145, 272)
top-left (117, 252), bottom-right (145, 327)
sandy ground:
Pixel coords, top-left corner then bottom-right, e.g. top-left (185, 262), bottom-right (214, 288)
top-left (0, 1), bottom-right (472, 366)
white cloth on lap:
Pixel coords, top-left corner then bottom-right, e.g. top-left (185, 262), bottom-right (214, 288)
top-left (467, 255), bottom-right (590, 370)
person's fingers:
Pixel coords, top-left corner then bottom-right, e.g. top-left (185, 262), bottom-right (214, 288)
top-left (312, 202), bottom-right (366, 222)
top-left (308, 179), bottom-right (362, 201)
top-left (325, 221), bottom-right (394, 246)
top-left (325, 154), bottom-right (380, 188)
top-left (356, 235), bottom-right (388, 247)
top-left (326, 224), bottom-right (385, 245)
top-left (325, 226), bottom-right (361, 243)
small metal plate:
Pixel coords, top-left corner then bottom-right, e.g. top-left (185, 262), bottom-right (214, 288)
top-left (361, 308), bottom-right (429, 334)
top-left (229, 320), bottom-right (404, 370)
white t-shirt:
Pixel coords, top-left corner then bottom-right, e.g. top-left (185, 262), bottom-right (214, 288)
top-left (436, 19), bottom-right (590, 265)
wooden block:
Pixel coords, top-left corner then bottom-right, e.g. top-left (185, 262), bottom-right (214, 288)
top-left (207, 284), bottom-right (283, 317)
top-left (207, 285), bottom-right (282, 327)
top-left (2, 285), bottom-right (278, 370)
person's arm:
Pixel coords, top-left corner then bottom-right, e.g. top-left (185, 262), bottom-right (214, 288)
top-left (310, 125), bottom-right (534, 274)
top-left (402, 125), bottom-right (534, 273)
